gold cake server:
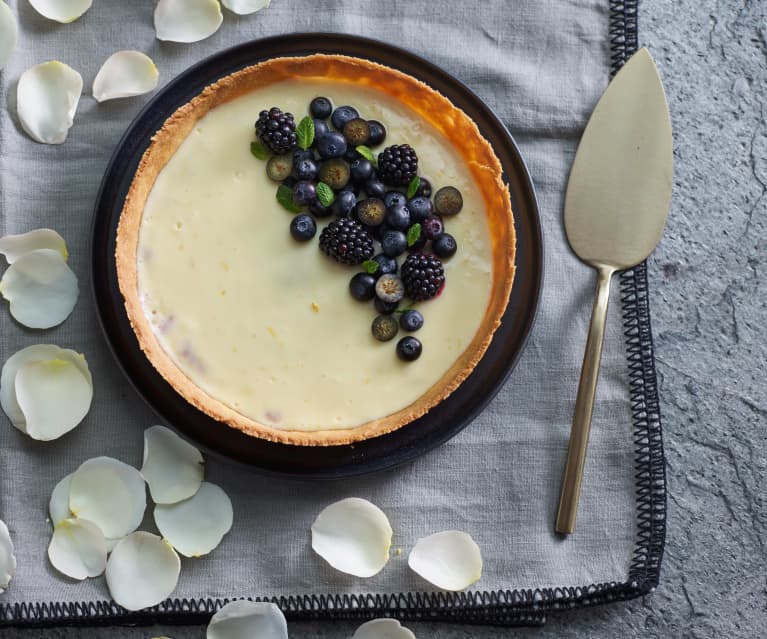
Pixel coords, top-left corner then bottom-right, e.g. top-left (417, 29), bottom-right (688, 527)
top-left (556, 48), bottom-right (673, 534)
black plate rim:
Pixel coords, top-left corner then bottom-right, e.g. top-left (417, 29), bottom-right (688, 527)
top-left (90, 32), bottom-right (544, 480)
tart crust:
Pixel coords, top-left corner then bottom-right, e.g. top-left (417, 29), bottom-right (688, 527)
top-left (116, 54), bottom-right (516, 446)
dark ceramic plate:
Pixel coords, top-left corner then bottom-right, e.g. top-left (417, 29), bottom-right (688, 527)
top-left (91, 33), bottom-right (542, 479)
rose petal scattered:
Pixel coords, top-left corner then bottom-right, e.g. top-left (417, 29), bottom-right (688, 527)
top-left (106, 532), bottom-right (180, 611)
top-left (69, 457), bottom-right (147, 540)
top-left (311, 497), bottom-right (392, 578)
top-left (154, 0), bottom-right (223, 43)
top-left (92, 51), bottom-right (159, 103)
top-left (49, 472), bottom-right (74, 526)
top-left (407, 531), bottom-right (482, 591)
top-left (48, 518), bottom-right (107, 580)
top-left (0, 229), bottom-right (68, 264)
top-left (17, 61), bottom-right (82, 144)
top-left (0, 1), bottom-right (18, 71)
top-left (221, 0), bottom-right (269, 15)
top-left (0, 519), bottom-right (15, 594)
top-left (141, 425), bottom-right (204, 504)
top-left (0, 249), bottom-right (78, 328)
top-left (1, 344), bottom-right (62, 429)
top-left (28, 0), bottom-right (91, 23)
top-left (206, 601), bottom-right (288, 639)
top-left (154, 482), bottom-right (233, 557)
top-left (353, 619), bottom-right (417, 639)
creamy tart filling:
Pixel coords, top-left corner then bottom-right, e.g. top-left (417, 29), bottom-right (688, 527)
top-left (136, 79), bottom-right (494, 432)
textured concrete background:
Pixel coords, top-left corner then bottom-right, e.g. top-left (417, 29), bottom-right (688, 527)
top-left (6, 0), bottom-right (766, 636)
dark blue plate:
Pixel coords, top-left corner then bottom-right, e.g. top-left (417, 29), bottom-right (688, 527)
top-left (91, 33), bottom-right (542, 479)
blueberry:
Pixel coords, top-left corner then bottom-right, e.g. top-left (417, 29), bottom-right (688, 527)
top-left (416, 177), bottom-right (432, 198)
top-left (432, 233), bottom-right (458, 258)
top-left (434, 185), bottom-right (463, 216)
top-left (356, 198), bottom-right (386, 226)
top-left (310, 97), bottom-right (332, 119)
top-left (384, 191), bottom-right (408, 209)
top-left (292, 180), bottom-right (316, 205)
top-left (385, 204), bottom-right (411, 230)
top-left (343, 118), bottom-right (370, 146)
top-left (375, 274), bottom-right (405, 303)
top-left (331, 105), bottom-right (359, 131)
top-left (381, 229), bottom-right (407, 257)
top-left (293, 149), bottom-right (314, 165)
top-left (317, 132), bottom-right (347, 159)
top-left (349, 273), bottom-right (376, 301)
top-left (422, 215), bottom-right (444, 240)
top-left (407, 196), bottom-right (433, 223)
top-left (319, 158), bottom-right (350, 190)
top-left (290, 214), bottom-right (316, 241)
top-left (332, 190), bottom-right (357, 216)
top-left (374, 297), bottom-right (399, 314)
top-left (372, 253), bottom-right (397, 277)
top-left (313, 118), bottom-right (329, 139)
top-left (350, 158), bottom-right (374, 183)
top-left (399, 309), bottom-right (424, 332)
top-left (310, 200), bottom-right (333, 218)
top-left (372, 315), bottom-right (399, 342)
top-left (396, 336), bottom-right (422, 361)
top-left (364, 179), bottom-right (386, 199)
top-left (292, 158), bottom-right (318, 181)
top-left (367, 120), bottom-right (387, 146)
top-left (266, 154), bottom-right (293, 182)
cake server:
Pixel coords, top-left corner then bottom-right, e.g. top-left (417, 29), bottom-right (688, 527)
top-left (555, 48), bottom-right (673, 534)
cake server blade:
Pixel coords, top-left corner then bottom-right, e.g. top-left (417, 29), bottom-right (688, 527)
top-left (555, 48), bottom-right (673, 534)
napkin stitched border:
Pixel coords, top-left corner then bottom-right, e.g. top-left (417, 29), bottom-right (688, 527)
top-left (0, 0), bottom-right (667, 628)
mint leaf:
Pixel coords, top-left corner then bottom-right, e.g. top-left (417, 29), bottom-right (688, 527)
top-left (316, 181), bottom-right (335, 207)
top-left (296, 116), bottom-right (315, 150)
top-left (407, 223), bottom-right (422, 247)
top-left (276, 184), bottom-right (302, 213)
top-left (406, 175), bottom-right (420, 199)
top-left (250, 141), bottom-right (269, 160)
top-left (356, 145), bottom-right (376, 163)
top-left (362, 259), bottom-right (379, 275)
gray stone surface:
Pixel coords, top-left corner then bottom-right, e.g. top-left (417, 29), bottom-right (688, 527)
top-left (5, 0), bottom-right (765, 636)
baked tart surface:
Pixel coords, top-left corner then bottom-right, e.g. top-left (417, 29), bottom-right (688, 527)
top-left (116, 54), bottom-right (515, 446)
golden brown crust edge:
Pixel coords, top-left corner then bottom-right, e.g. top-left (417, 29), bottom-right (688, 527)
top-left (116, 54), bottom-right (516, 446)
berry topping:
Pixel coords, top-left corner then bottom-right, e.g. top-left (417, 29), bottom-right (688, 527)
top-left (407, 196), bottom-right (433, 223)
top-left (401, 253), bottom-right (445, 301)
top-left (332, 190), bottom-right (357, 217)
top-left (415, 176), bottom-right (432, 198)
top-left (266, 154), bottom-right (292, 182)
top-left (367, 120), bottom-right (387, 146)
top-left (289, 214), bottom-right (316, 241)
top-left (364, 179), bottom-right (386, 199)
top-left (293, 148), bottom-right (314, 164)
top-left (434, 185), bottom-right (463, 216)
top-left (331, 105), bottom-right (359, 131)
top-left (349, 158), bottom-right (374, 183)
top-left (372, 315), bottom-right (399, 342)
top-left (374, 297), bottom-right (399, 315)
top-left (371, 253), bottom-right (397, 277)
top-left (396, 336), bottom-right (422, 361)
top-left (317, 131), bottom-right (347, 159)
top-left (377, 144), bottom-right (418, 186)
top-left (310, 96), bottom-right (332, 119)
top-left (342, 118), bottom-right (371, 146)
top-left (292, 157), bottom-right (318, 181)
top-left (255, 107), bottom-right (297, 155)
top-left (319, 158), bottom-right (350, 190)
top-left (380, 229), bottom-right (407, 257)
top-left (292, 180), bottom-right (316, 205)
top-left (356, 198), bottom-right (386, 227)
top-left (432, 233), bottom-right (458, 259)
top-left (385, 204), bottom-right (411, 230)
top-left (384, 191), bottom-right (408, 209)
top-left (399, 309), bottom-right (424, 332)
top-left (421, 215), bottom-right (444, 240)
top-left (349, 273), bottom-right (377, 301)
top-left (375, 274), bottom-right (405, 303)
top-left (313, 118), bottom-right (329, 139)
top-left (319, 217), bottom-right (374, 265)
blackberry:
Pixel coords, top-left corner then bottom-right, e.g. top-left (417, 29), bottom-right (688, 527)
top-left (255, 107), bottom-right (297, 155)
top-left (318, 217), bottom-right (374, 265)
top-left (377, 144), bottom-right (418, 186)
top-left (401, 253), bottom-right (445, 301)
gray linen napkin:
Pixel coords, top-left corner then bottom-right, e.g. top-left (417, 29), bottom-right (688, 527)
top-left (0, 0), bottom-right (641, 620)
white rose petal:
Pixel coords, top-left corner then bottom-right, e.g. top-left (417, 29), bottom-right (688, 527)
top-left (1, 344), bottom-right (63, 429)
top-left (106, 532), bottom-right (180, 611)
top-left (49, 473), bottom-right (74, 526)
top-left (0, 229), bottom-right (68, 264)
top-left (0, 519), bottom-right (16, 594)
top-left (311, 497), bottom-right (392, 578)
top-left (154, 0), bottom-right (223, 43)
top-left (48, 518), bottom-right (107, 580)
top-left (0, 1), bottom-right (18, 71)
top-left (407, 531), bottom-right (483, 591)
top-left (28, 0), bottom-right (91, 23)
top-left (206, 601), bottom-right (288, 639)
top-left (353, 619), bottom-right (417, 639)
top-left (0, 249), bottom-right (78, 328)
top-left (17, 61), bottom-right (82, 144)
top-left (221, 0), bottom-right (269, 15)
top-left (93, 51), bottom-right (159, 103)
top-left (141, 425), bottom-right (204, 504)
